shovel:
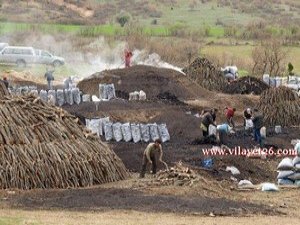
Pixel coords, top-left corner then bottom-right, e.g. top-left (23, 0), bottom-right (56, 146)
top-left (160, 160), bottom-right (169, 171)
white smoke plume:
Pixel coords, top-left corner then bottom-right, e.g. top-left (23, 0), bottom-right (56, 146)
top-left (1, 34), bottom-right (184, 79)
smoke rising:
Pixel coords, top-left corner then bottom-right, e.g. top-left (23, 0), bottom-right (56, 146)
top-left (1, 34), bottom-right (184, 79)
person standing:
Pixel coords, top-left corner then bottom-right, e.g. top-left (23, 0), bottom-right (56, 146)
top-left (224, 107), bottom-right (236, 129)
top-left (252, 109), bottom-right (264, 147)
top-left (125, 50), bottom-right (133, 68)
top-left (44, 68), bottom-right (54, 90)
top-left (1, 77), bottom-right (9, 89)
top-left (140, 139), bottom-right (163, 178)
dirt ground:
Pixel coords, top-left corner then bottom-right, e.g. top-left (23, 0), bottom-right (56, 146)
top-left (63, 98), bottom-right (300, 184)
top-left (2, 65), bottom-right (300, 224)
top-left (0, 174), bottom-right (299, 225)
top-left (0, 209), bottom-right (299, 225)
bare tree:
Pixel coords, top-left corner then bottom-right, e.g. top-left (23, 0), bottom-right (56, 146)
top-left (252, 39), bottom-right (288, 76)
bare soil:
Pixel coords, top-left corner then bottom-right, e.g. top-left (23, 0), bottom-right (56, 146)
top-left (2, 187), bottom-right (276, 216)
top-left (63, 99), bottom-right (300, 184)
top-left (8, 65), bottom-right (300, 222)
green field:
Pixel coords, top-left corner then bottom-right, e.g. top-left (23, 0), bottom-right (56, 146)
top-left (202, 45), bottom-right (300, 75)
top-left (139, 1), bottom-right (258, 28)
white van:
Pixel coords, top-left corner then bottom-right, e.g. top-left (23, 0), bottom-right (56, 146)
top-left (0, 46), bottom-right (65, 67)
top-left (0, 46), bottom-right (35, 67)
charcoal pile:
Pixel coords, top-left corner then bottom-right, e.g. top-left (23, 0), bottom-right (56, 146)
top-left (0, 87), bottom-right (129, 189)
top-left (223, 76), bottom-right (270, 95)
top-left (157, 92), bottom-right (185, 105)
top-left (153, 162), bottom-right (198, 186)
top-left (257, 87), bottom-right (300, 126)
top-left (78, 65), bottom-right (209, 101)
top-left (182, 57), bottom-right (226, 91)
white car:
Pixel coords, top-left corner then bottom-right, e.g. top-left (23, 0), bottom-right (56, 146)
top-left (34, 49), bottom-right (65, 67)
top-left (0, 46), bottom-right (65, 67)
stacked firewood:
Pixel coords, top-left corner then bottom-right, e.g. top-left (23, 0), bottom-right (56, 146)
top-left (257, 87), bottom-right (300, 126)
top-left (222, 76), bottom-right (269, 95)
top-left (154, 162), bottom-right (198, 186)
top-left (0, 92), bottom-right (129, 189)
top-left (182, 57), bottom-right (226, 91)
top-left (0, 82), bottom-right (9, 98)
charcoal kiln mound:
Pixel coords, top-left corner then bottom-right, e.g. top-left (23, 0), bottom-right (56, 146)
top-left (78, 65), bottom-right (211, 100)
top-left (257, 87), bottom-right (300, 127)
top-left (0, 89), bottom-right (128, 189)
top-left (222, 76), bottom-right (270, 95)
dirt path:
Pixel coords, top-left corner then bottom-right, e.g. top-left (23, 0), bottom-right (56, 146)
top-left (52, 0), bottom-right (94, 18)
top-left (0, 209), bottom-right (297, 225)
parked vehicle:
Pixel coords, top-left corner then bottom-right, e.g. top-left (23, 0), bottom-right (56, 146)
top-left (0, 46), bottom-right (65, 67)
top-left (0, 43), bottom-right (8, 51)
top-left (34, 49), bottom-right (65, 67)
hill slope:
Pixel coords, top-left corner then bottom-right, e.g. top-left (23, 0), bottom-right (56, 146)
top-left (0, 0), bottom-right (299, 27)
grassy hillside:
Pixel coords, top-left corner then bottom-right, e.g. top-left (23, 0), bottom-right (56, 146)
top-left (1, 0), bottom-right (300, 27)
top-left (0, 0), bottom-right (300, 76)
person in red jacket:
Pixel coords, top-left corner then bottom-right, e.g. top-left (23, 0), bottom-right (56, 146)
top-left (125, 50), bottom-right (133, 68)
top-left (224, 107), bottom-right (236, 129)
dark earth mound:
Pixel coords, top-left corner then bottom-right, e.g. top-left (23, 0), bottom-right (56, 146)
top-left (222, 76), bottom-right (270, 95)
top-left (78, 65), bottom-right (211, 100)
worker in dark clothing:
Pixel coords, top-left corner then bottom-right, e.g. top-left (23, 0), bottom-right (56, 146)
top-left (252, 109), bottom-right (264, 147)
top-left (201, 108), bottom-right (218, 122)
top-left (243, 108), bottom-right (252, 123)
top-left (140, 139), bottom-right (163, 178)
top-left (200, 111), bottom-right (216, 137)
top-left (44, 68), bottom-right (55, 90)
top-left (1, 77), bottom-right (9, 89)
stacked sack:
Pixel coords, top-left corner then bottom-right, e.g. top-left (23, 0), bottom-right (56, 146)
top-left (85, 117), bottom-right (170, 143)
top-left (129, 90), bottom-right (146, 101)
top-left (277, 157), bottom-right (300, 186)
top-left (99, 84), bottom-right (116, 100)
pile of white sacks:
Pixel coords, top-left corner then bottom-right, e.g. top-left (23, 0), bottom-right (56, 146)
top-left (129, 90), bottom-right (146, 101)
top-left (9, 85), bottom-right (89, 106)
top-left (277, 156), bottom-right (300, 186)
top-left (99, 84), bottom-right (116, 100)
top-left (85, 117), bottom-right (170, 143)
top-left (37, 88), bottom-right (82, 106)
